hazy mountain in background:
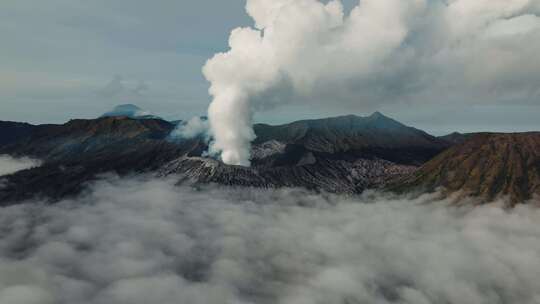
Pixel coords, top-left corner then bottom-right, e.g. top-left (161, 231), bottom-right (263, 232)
top-left (254, 112), bottom-right (447, 165)
top-left (438, 132), bottom-right (471, 145)
top-left (101, 104), bottom-right (161, 120)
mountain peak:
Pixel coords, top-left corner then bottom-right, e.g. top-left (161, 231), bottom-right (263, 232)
top-left (101, 104), bottom-right (160, 120)
top-left (438, 132), bottom-right (470, 145)
top-left (362, 111), bottom-right (409, 131)
top-left (369, 111), bottom-right (385, 118)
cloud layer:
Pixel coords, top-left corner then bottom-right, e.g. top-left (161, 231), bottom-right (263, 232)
top-left (204, 0), bottom-right (540, 165)
top-left (0, 155), bottom-right (41, 177)
top-left (1, 176), bottom-right (540, 304)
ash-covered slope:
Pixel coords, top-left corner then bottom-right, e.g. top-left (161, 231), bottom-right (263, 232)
top-left (395, 133), bottom-right (540, 205)
top-left (160, 113), bottom-right (449, 193)
top-left (159, 156), bottom-right (417, 194)
top-left (0, 112), bottom-right (450, 204)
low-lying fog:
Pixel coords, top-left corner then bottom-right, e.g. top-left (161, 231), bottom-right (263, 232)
top-left (0, 176), bottom-right (539, 304)
top-left (0, 155), bottom-right (41, 176)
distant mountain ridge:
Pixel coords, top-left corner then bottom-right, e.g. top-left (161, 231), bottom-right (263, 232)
top-left (0, 112), bottom-right (538, 206)
top-left (0, 121), bottom-right (36, 148)
top-left (255, 112), bottom-right (439, 149)
top-left (0, 112), bottom-right (446, 203)
top-left (254, 112), bottom-right (448, 165)
top-left (0, 116), bottom-right (206, 203)
top-left (438, 132), bottom-right (471, 145)
top-left (0, 116), bottom-right (176, 161)
top-left (101, 104), bottom-right (161, 120)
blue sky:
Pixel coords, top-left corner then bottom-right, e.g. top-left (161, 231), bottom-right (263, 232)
top-left (0, 0), bottom-right (538, 135)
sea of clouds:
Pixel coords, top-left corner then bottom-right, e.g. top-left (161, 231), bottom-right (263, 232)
top-left (0, 176), bottom-right (539, 304)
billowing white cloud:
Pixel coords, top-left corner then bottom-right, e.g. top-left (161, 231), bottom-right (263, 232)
top-left (0, 155), bottom-right (41, 176)
top-left (169, 116), bottom-right (210, 140)
top-left (204, 0), bottom-right (540, 166)
top-left (0, 176), bottom-right (539, 304)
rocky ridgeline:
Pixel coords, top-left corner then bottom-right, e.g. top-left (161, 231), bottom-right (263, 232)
top-left (2, 112), bottom-right (538, 205)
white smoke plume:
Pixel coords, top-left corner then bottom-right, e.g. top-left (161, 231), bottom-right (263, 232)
top-left (1, 176), bottom-right (540, 304)
top-left (203, 0), bottom-right (540, 166)
top-left (0, 155), bottom-right (41, 177)
top-left (169, 116), bottom-right (210, 140)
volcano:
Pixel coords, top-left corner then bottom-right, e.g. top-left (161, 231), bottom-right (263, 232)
top-left (1, 112), bottom-right (539, 206)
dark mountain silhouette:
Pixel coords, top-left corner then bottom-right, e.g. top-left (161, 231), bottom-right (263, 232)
top-left (254, 112), bottom-right (446, 165)
top-left (0, 117), bottom-right (204, 203)
top-left (0, 121), bottom-right (37, 148)
top-left (438, 132), bottom-right (471, 145)
top-left (3, 112), bottom-right (538, 206)
top-left (1, 116), bottom-right (177, 161)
